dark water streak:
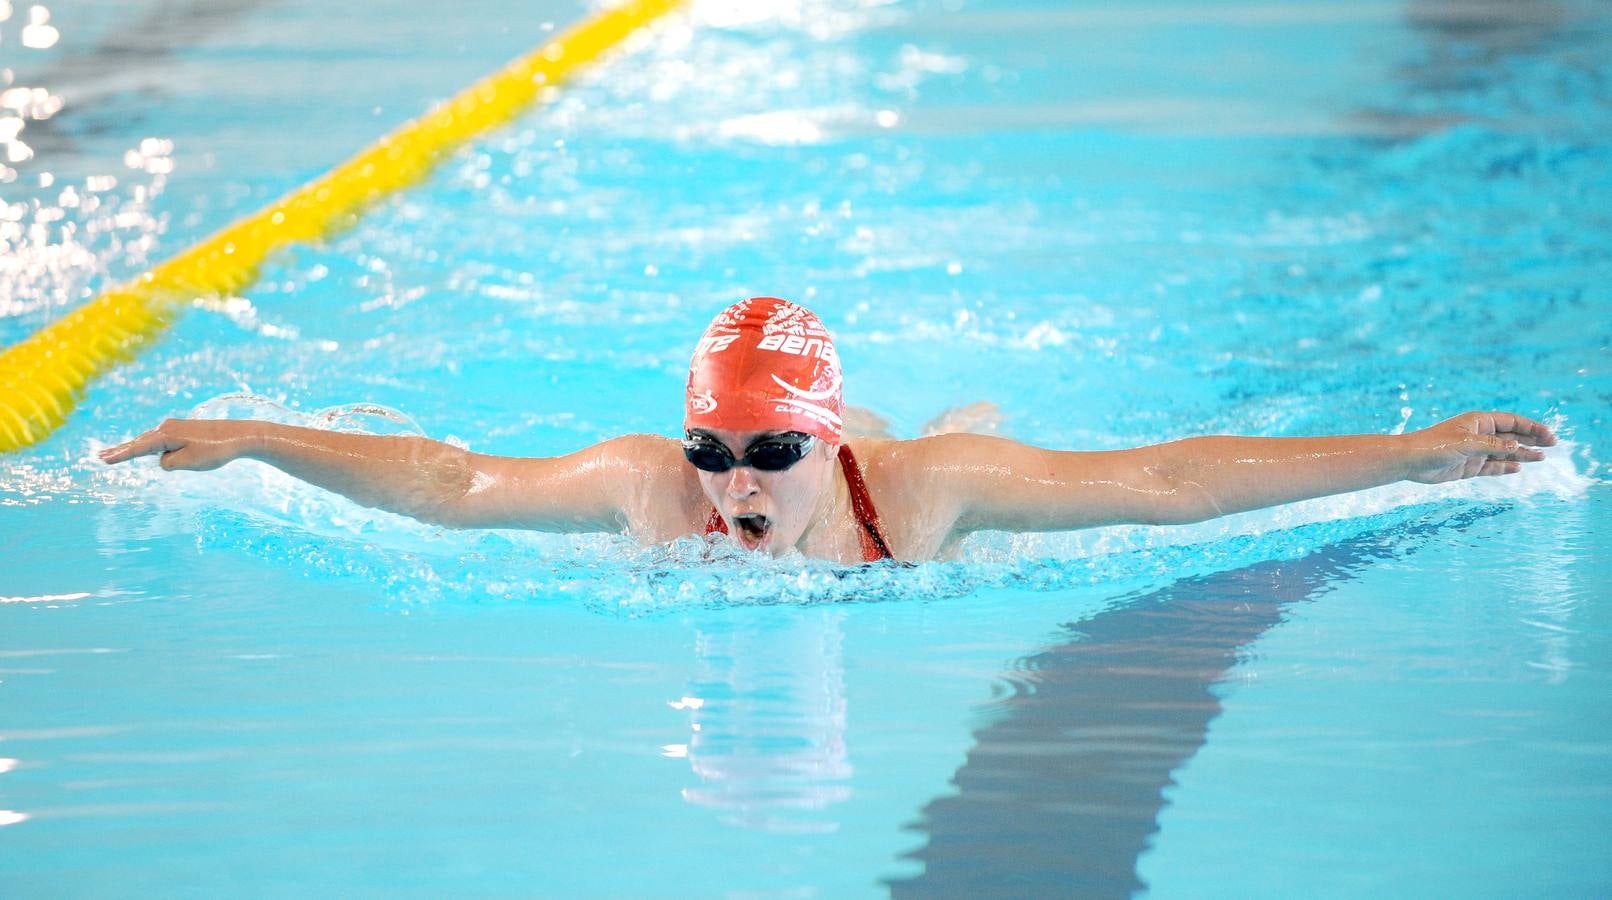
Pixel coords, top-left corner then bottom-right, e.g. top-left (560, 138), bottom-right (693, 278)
top-left (886, 507), bottom-right (1504, 898)
top-left (12, 0), bottom-right (281, 158)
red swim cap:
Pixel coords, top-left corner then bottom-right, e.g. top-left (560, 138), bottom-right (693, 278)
top-left (685, 297), bottom-right (843, 443)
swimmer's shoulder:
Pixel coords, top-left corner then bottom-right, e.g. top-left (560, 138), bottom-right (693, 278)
top-left (596, 433), bottom-right (709, 530)
top-left (850, 434), bottom-right (977, 502)
top-left (849, 435), bottom-right (995, 558)
top-left (597, 433), bottom-right (697, 490)
top-left (853, 432), bottom-right (1030, 510)
top-left (852, 432), bottom-right (1011, 478)
top-left (599, 432), bottom-right (681, 460)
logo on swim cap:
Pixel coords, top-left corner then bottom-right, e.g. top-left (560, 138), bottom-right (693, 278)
top-left (685, 297), bottom-right (844, 444)
top-left (688, 389), bottom-right (718, 415)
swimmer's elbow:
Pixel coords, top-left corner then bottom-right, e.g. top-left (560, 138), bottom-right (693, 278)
top-left (415, 438), bottom-right (647, 533)
top-left (391, 438), bottom-right (480, 528)
top-left (1137, 456), bottom-right (1227, 526)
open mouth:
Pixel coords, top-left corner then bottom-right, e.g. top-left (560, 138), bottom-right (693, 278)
top-left (732, 513), bottom-right (772, 550)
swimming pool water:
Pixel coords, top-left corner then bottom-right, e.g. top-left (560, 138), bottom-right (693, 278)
top-left (3, 0), bottom-right (1610, 895)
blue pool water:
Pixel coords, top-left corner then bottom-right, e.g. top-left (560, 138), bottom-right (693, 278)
top-left (3, 0), bottom-right (1610, 894)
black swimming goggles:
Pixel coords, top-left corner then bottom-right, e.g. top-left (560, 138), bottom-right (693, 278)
top-left (683, 432), bottom-right (816, 473)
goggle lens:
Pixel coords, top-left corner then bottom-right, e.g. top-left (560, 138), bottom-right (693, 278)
top-left (683, 443), bottom-right (734, 473)
top-left (683, 433), bottom-right (815, 473)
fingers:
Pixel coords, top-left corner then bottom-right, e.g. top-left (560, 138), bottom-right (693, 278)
top-left (98, 432), bottom-right (155, 464)
top-left (1475, 458), bottom-right (1521, 477)
top-left (1475, 434), bottom-right (1546, 462)
top-left (98, 428), bottom-right (183, 465)
top-left (1478, 411), bottom-right (1558, 447)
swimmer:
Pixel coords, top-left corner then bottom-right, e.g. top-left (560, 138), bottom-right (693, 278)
top-left (99, 297), bottom-right (1558, 564)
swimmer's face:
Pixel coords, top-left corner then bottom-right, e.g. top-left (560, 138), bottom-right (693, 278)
top-left (687, 427), bottom-right (838, 556)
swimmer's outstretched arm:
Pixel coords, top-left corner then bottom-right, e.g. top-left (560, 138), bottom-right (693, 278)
top-left (919, 411), bottom-right (1557, 534)
top-left (99, 419), bottom-right (684, 532)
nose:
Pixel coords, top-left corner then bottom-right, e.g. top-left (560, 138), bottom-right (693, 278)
top-left (724, 465), bottom-right (760, 500)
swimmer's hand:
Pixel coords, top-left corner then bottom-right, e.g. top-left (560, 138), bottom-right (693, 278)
top-left (97, 417), bottom-right (473, 522)
top-left (99, 418), bottom-right (260, 470)
top-left (1402, 412), bottom-right (1557, 484)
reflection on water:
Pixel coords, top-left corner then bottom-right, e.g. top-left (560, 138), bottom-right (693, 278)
top-left (1514, 492), bottom-right (1588, 684)
top-left (1405, 0), bottom-right (1572, 88)
top-left (1, 0), bottom-right (280, 165)
top-left (20, 5), bottom-right (59, 50)
top-left (0, 809), bottom-right (30, 826)
top-left (671, 610), bottom-right (852, 832)
top-left (888, 507), bottom-right (1508, 896)
top-left (0, 751), bottom-right (22, 826)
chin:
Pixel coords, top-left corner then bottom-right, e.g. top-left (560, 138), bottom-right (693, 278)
top-left (756, 532), bottom-right (798, 558)
top-left (744, 525), bottom-right (800, 558)
top-left (726, 509), bottom-right (804, 557)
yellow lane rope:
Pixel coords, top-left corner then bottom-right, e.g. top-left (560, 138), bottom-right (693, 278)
top-left (0, 0), bottom-right (686, 453)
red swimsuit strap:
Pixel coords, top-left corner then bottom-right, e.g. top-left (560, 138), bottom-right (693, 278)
top-left (702, 445), bottom-right (894, 563)
top-left (838, 444), bottom-right (894, 562)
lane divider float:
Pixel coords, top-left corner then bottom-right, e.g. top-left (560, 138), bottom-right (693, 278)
top-left (0, 0), bottom-right (686, 453)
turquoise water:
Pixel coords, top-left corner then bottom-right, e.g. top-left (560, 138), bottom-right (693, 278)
top-left (3, 0), bottom-right (1610, 894)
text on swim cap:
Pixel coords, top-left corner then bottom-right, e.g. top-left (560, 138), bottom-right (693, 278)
top-left (775, 400), bottom-right (843, 429)
top-left (695, 332), bottom-right (740, 356)
top-left (757, 333), bottom-right (837, 362)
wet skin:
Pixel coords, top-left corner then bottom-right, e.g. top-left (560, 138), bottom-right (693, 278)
top-left (99, 411), bottom-right (1559, 566)
top-left (687, 427), bottom-right (846, 557)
